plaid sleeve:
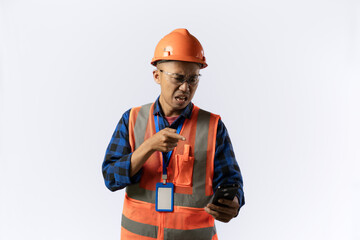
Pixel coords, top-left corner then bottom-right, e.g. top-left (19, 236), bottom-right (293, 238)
top-left (213, 119), bottom-right (245, 210)
top-left (102, 109), bottom-right (142, 192)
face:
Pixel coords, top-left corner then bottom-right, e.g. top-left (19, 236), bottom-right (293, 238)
top-left (153, 61), bottom-right (201, 116)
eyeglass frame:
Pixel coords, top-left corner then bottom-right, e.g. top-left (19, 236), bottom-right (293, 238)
top-left (158, 69), bottom-right (201, 86)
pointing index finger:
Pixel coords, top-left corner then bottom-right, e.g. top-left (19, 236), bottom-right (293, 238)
top-left (167, 132), bottom-right (186, 141)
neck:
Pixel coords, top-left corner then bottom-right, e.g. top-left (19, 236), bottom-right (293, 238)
top-left (159, 95), bottom-right (182, 117)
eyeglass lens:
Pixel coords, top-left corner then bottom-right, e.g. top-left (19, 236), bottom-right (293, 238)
top-left (173, 75), bottom-right (199, 85)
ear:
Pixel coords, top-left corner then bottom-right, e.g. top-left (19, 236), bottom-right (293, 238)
top-left (153, 69), bottom-right (161, 84)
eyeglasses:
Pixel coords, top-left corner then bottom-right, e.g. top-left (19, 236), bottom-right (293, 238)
top-left (159, 69), bottom-right (201, 86)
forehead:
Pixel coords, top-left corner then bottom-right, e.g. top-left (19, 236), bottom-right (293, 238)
top-left (157, 61), bottom-right (200, 74)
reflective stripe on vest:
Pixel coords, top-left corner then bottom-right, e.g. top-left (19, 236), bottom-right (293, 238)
top-left (164, 227), bottom-right (216, 240)
top-left (121, 214), bottom-right (158, 239)
top-left (134, 103), bottom-right (152, 150)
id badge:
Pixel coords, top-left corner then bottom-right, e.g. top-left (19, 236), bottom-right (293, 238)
top-left (155, 182), bottom-right (174, 212)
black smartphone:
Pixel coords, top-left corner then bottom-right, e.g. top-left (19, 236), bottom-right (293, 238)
top-left (211, 184), bottom-right (239, 207)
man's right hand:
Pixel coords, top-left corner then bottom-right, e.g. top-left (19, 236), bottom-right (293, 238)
top-left (146, 128), bottom-right (186, 152)
top-left (130, 128), bottom-right (185, 177)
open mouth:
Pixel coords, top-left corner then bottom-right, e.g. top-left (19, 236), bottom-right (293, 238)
top-left (175, 96), bottom-right (188, 103)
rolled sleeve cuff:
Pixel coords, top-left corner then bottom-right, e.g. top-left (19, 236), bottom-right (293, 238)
top-left (129, 155), bottom-right (143, 184)
top-left (113, 153), bottom-right (142, 187)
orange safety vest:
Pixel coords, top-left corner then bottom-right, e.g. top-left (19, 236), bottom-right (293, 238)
top-left (121, 103), bottom-right (220, 240)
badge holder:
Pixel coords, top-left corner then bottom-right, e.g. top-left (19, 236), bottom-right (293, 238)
top-left (155, 175), bottom-right (174, 212)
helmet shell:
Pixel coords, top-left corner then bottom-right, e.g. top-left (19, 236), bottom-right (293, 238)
top-left (151, 28), bottom-right (207, 69)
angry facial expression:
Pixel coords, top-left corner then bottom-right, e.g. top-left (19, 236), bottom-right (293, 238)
top-left (153, 61), bottom-right (201, 117)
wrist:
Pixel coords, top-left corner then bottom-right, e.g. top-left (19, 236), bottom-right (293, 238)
top-left (143, 138), bottom-right (156, 155)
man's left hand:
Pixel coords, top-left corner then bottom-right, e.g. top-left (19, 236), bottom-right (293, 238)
top-left (204, 196), bottom-right (240, 223)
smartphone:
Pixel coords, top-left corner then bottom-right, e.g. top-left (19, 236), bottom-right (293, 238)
top-left (211, 184), bottom-right (239, 207)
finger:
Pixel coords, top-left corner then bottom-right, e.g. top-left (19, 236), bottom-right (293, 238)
top-left (204, 207), bottom-right (219, 219)
top-left (166, 143), bottom-right (178, 148)
top-left (164, 128), bottom-right (176, 133)
top-left (164, 138), bottom-right (181, 144)
top-left (167, 147), bottom-right (176, 152)
top-left (209, 203), bottom-right (237, 217)
top-left (216, 216), bottom-right (231, 223)
top-left (205, 206), bottom-right (233, 222)
top-left (218, 198), bottom-right (240, 208)
top-left (166, 132), bottom-right (186, 141)
top-left (207, 203), bottom-right (235, 216)
top-left (162, 142), bottom-right (177, 150)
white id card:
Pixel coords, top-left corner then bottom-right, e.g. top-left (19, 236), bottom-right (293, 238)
top-left (155, 182), bottom-right (174, 212)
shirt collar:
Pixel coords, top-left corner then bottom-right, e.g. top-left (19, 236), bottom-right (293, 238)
top-left (153, 95), bottom-right (193, 119)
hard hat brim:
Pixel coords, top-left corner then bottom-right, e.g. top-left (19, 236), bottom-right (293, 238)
top-left (151, 55), bottom-right (207, 69)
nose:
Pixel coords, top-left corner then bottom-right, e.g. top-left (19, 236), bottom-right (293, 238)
top-left (179, 81), bottom-right (190, 91)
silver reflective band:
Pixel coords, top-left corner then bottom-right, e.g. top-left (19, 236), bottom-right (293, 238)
top-left (134, 103), bottom-right (152, 150)
top-left (121, 214), bottom-right (158, 238)
top-left (164, 226), bottom-right (216, 240)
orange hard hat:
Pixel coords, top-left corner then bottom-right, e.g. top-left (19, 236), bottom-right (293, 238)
top-left (151, 28), bottom-right (207, 69)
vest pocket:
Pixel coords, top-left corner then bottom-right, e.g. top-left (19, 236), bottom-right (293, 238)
top-left (173, 144), bottom-right (194, 187)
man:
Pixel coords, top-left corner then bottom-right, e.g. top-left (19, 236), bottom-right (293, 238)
top-left (102, 28), bottom-right (245, 240)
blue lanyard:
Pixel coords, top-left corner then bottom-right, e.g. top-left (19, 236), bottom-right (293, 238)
top-left (154, 114), bottom-right (184, 179)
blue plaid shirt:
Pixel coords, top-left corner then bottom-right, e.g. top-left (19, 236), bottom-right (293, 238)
top-left (102, 97), bottom-right (245, 209)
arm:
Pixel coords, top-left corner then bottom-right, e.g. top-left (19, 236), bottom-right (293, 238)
top-left (102, 109), bottom-right (143, 191)
top-left (205, 119), bottom-right (245, 222)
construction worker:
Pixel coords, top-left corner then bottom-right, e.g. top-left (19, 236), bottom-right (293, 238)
top-left (102, 28), bottom-right (245, 240)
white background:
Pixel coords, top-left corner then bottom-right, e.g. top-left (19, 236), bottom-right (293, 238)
top-left (1, 0), bottom-right (359, 239)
